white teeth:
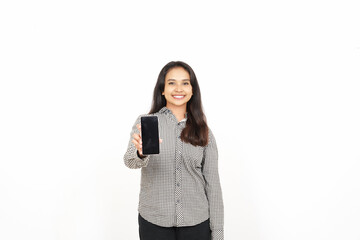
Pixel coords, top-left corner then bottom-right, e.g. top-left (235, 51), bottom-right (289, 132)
top-left (173, 95), bottom-right (185, 99)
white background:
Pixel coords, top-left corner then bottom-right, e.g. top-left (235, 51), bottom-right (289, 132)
top-left (1, 0), bottom-right (360, 239)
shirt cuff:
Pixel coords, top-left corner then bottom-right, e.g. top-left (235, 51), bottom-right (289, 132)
top-left (211, 229), bottom-right (224, 240)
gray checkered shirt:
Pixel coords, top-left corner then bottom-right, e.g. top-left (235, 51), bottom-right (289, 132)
top-left (124, 106), bottom-right (224, 240)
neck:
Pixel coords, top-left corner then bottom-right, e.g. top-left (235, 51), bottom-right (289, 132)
top-left (166, 103), bottom-right (187, 121)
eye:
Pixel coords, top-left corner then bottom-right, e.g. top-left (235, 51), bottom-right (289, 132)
top-left (168, 82), bottom-right (174, 85)
top-left (184, 82), bottom-right (190, 85)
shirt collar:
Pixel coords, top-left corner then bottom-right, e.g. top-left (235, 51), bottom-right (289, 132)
top-left (159, 106), bottom-right (188, 122)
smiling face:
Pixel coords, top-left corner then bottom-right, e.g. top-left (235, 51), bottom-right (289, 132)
top-left (162, 67), bottom-right (193, 110)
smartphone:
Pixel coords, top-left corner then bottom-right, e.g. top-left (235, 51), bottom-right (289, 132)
top-left (141, 116), bottom-right (160, 155)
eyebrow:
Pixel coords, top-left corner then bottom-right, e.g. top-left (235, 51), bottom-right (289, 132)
top-left (167, 79), bottom-right (190, 81)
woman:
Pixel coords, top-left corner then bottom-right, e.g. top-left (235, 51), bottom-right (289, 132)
top-left (124, 61), bottom-right (224, 240)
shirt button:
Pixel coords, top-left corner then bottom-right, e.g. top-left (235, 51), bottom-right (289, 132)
top-left (177, 199), bottom-right (180, 203)
top-left (177, 183), bottom-right (180, 187)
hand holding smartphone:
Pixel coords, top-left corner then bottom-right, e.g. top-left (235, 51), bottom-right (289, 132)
top-left (132, 116), bottom-right (161, 158)
top-left (140, 116), bottom-right (160, 155)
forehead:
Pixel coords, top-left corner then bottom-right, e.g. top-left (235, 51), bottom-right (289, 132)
top-left (165, 67), bottom-right (190, 80)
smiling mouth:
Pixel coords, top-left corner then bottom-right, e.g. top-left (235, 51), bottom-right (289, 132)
top-left (172, 95), bottom-right (185, 99)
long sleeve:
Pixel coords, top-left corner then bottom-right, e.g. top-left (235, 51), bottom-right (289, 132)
top-left (202, 128), bottom-right (224, 240)
top-left (123, 115), bottom-right (150, 169)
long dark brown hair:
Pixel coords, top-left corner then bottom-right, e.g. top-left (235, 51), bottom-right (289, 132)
top-left (149, 61), bottom-right (209, 147)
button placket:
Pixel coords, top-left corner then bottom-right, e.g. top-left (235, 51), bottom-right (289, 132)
top-left (174, 126), bottom-right (184, 225)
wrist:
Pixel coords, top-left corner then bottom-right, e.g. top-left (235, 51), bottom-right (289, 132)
top-left (137, 150), bottom-right (146, 159)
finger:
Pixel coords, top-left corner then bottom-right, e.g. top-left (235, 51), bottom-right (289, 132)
top-left (131, 139), bottom-right (138, 150)
top-left (132, 139), bottom-right (143, 152)
top-left (137, 143), bottom-right (143, 155)
top-left (136, 124), bottom-right (142, 137)
top-left (159, 138), bottom-right (163, 143)
top-left (132, 139), bottom-right (139, 147)
top-left (132, 133), bottom-right (142, 143)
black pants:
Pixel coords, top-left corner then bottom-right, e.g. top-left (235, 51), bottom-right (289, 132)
top-left (138, 214), bottom-right (211, 240)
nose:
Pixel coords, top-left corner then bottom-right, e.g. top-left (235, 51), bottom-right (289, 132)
top-left (175, 83), bottom-right (183, 91)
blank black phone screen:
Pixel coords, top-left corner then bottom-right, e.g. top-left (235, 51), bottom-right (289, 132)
top-left (141, 116), bottom-right (159, 155)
